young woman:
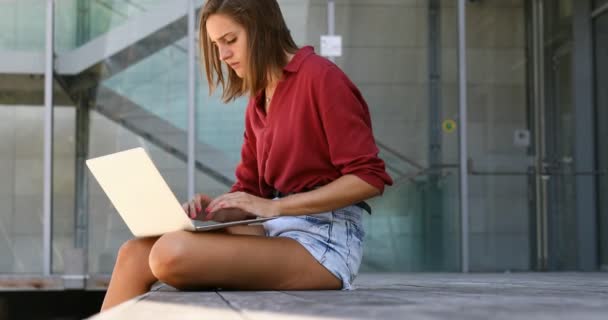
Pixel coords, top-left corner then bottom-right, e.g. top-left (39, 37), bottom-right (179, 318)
top-left (100, 0), bottom-right (392, 311)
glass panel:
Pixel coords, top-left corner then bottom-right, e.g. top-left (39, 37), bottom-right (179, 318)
top-left (543, 0), bottom-right (578, 270)
top-left (547, 48), bottom-right (578, 269)
top-left (466, 0), bottom-right (531, 271)
top-left (0, 0), bottom-right (45, 52)
top-left (55, 0), bottom-right (170, 53)
top-left (195, 83), bottom-right (248, 198)
top-left (53, 2), bottom-right (192, 274)
top-left (0, 106), bottom-right (45, 273)
top-left (320, 0), bottom-right (460, 271)
top-left (0, 1), bottom-right (46, 274)
top-left (364, 168), bottom-right (460, 271)
top-left (52, 107), bottom-right (77, 274)
top-left (595, 12), bottom-right (608, 270)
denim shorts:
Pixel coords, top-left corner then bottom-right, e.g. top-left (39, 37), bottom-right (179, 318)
top-left (262, 204), bottom-right (365, 290)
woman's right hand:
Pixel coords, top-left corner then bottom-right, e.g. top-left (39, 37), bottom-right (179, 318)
top-left (182, 193), bottom-right (213, 220)
top-left (182, 193), bottom-right (257, 222)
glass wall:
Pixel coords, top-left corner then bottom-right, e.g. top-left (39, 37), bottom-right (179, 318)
top-left (542, 0), bottom-right (579, 270)
top-left (0, 0), bottom-right (45, 52)
top-left (52, 107), bottom-right (77, 274)
top-left (53, 1), bottom-right (193, 274)
top-left (55, 0), bottom-right (171, 53)
top-left (3, 0), bottom-right (607, 281)
top-left (309, 0), bottom-right (462, 271)
top-left (0, 107), bottom-right (44, 273)
top-left (464, 0), bottom-right (531, 271)
top-left (0, 0), bottom-right (46, 274)
top-left (595, 11), bottom-right (608, 270)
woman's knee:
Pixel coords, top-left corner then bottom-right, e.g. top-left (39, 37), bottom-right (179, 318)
top-left (148, 231), bottom-right (205, 289)
top-left (115, 237), bottom-right (156, 272)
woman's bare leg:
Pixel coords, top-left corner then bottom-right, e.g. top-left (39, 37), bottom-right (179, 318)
top-left (101, 224), bottom-right (342, 311)
top-left (100, 236), bottom-right (159, 311)
top-left (149, 230), bottom-right (342, 291)
top-left (100, 225), bottom-right (266, 311)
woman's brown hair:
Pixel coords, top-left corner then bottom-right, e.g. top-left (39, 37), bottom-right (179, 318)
top-left (199, 0), bottom-right (298, 102)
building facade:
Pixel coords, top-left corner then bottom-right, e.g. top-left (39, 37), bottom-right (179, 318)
top-left (0, 0), bottom-right (606, 289)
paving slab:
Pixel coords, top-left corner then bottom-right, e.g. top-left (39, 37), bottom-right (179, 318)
top-left (89, 273), bottom-right (608, 320)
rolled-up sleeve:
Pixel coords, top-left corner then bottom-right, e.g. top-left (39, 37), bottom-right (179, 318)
top-left (317, 66), bottom-right (393, 193)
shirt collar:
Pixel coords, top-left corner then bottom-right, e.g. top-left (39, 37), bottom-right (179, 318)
top-left (252, 46), bottom-right (315, 105)
top-left (283, 46), bottom-right (314, 73)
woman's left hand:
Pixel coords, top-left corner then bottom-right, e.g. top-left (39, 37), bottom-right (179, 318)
top-left (206, 192), bottom-right (280, 219)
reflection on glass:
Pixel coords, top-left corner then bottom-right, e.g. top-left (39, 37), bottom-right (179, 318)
top-left (80, 6), bottom-right (189, 274)
top-left (55, 0), bottom-right (169, 53)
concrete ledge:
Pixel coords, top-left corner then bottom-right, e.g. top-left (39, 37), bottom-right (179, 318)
top-left (0, 274), bottom-right (110, 291)
top-left (89, 272), bottom-right (608, 320)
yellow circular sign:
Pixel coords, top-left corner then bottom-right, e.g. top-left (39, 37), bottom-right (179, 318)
top-left (442, 119), bottom-right (457, 133)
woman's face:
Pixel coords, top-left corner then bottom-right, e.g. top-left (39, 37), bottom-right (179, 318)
top-left (206, 14), bottom-right (248, 78)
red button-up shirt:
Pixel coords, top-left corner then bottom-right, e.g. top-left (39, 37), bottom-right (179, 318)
top-left (230, 46), bottom-right (393, 198)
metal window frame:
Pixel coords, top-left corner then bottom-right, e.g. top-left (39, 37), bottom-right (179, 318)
top-left (187, 0), bottom-right (196, 200)
top-left (457, 0), bottom-right (470, 273)
top-left (573, 0), bottom-right (599, 270)
top-left (43, 0), bottom-right (55, 276)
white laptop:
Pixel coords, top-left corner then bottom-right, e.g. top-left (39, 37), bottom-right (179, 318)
top-left (86, 147), bottom-right (275, 237)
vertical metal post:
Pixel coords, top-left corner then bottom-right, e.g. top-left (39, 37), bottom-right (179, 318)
top-left (74, 0), bottom-right (91, 254)
top-left (327, 0), bottom-right (335, 63)
top-left (187, 0), bottom-right (196, 200)
top-left (428, 0), bottom-right (442, 168)
top-left (531, 0), bottom-right (548, 271)
top-left (43, 0), bottom-right (55, 276)
top-left (425, 0), bottom-right (444, 270)
top-left (74, 99), bottom-right (89, 250)
top-left (457, 0), bottom-right (470, 273)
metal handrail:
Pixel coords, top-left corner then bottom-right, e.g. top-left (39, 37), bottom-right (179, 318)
top-left (592, 2), bottom-right (608, 18)
top-left (376, 140), bottom-right (425, 170)
top-left (470, 169), bottom-right (607, 176)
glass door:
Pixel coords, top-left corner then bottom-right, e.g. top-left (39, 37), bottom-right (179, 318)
top-left (594, 10), bottom-right (608, 271)
top-left (544, 43), bottom-right (578, 269)
top-left (465, 0), bottom-right (533, 271)
top-left (537, 0), bottom-right (605, 270)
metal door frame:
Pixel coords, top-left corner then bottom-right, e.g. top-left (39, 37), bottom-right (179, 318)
top-left (529, 0), bottom-right (599, 271)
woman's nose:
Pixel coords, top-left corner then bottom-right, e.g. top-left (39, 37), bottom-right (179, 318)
top-left (218, 46), bottom-right (232, 61)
